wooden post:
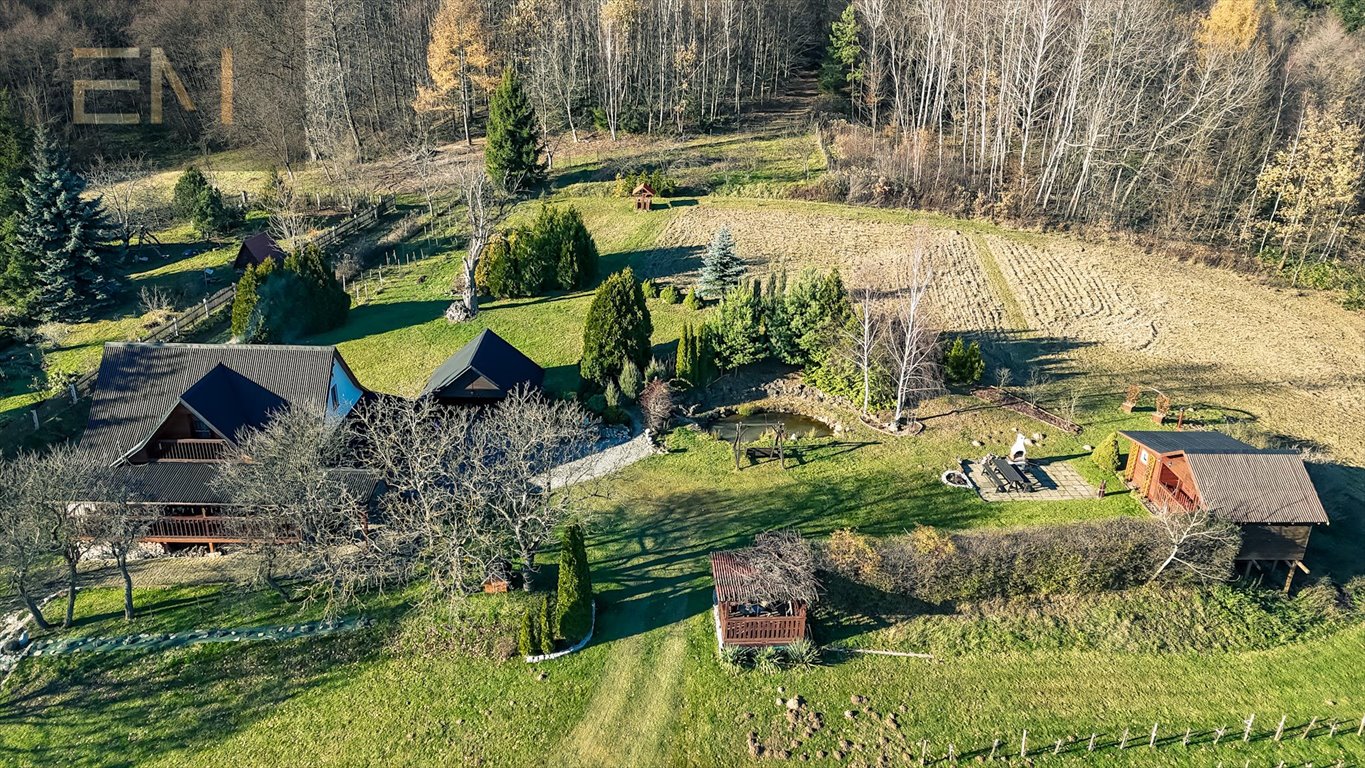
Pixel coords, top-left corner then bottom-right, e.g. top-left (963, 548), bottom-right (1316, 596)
top-left (1302, 716), bottom-right (1318, 739)
top-left (1274, 715), bottom-right (1286, 741)
top-left (68, 382), bottom-right (78, 403)
top-left (1213, 726), bottom-right (1226, 745)
top-left (1087, 734), bottom-right (1096, 752)
top-left (30, 411), bottom-right (39, 431)
top-left (733, 423), bottom-right (742, 471)
top-left (1358, 714), bottom-right (1364, 736)
top-left (988, 739), bottom-right (999, 760)
top-left (1182, 728), bottom-right (1191, 746)
top-left (1243, 714), bottom-right (1255, 742)
top-left (172, 317), bottom-right (180, 338)
top-left (947, 743), bottom-right (956, 764)
top-left (1053, 739), bottom-right (1062, 755)
top-left (1020, 730), bottom-right (1027, 758)
top-left (1119, 728), bottom-right (1128, 749)
top-left (1330, 721), bottom-right (1339, 737)
top-left (1150, 723), bottom-right (1158, 747)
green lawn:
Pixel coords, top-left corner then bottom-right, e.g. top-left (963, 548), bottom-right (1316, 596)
top-left (3, 423), bottom-right (1364, 766)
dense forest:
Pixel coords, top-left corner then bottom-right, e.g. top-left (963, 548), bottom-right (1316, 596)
top-left (0, 0), bottom-right (1361, 291)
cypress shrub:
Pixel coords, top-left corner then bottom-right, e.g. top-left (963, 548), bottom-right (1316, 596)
top-left (173, 167), bottom-right (212, 220)
top-left (659, 284), bottom-right (681, 304)
top-left (555, 524), bottom-right (594, 643)
top-left (682, 286), bottom-right (703, 310)
top-left (517, 600), bottom-right (541, 657)
top-left (580, 268), bottom-right (652, 386)
top-left (618, 361), bottom-right (643, 400)
top-left (538, 594), bottom-right (555, 654)
top-left (1092, 432), bottom-right (1122, 475)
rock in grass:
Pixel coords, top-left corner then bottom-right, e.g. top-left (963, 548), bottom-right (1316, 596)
top-left (786, 696), bottom-right (804, 710)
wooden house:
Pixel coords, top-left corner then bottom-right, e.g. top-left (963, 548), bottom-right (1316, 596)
top-left (632, 182), bottom-right (655, 212)
top-left (1120, 430), bottom-right (1329, 583)
top-left (78, 342), bottom-right (377, 551)
top-left (233, 233), bottom-right (287, 270)
top-left (421, 329), bottom-right (544, 406)
top-left (710, 551), bottom-right (810, 648)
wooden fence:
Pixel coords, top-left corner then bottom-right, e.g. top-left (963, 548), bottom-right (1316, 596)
top-left (0, 199), bottom-right (397, 448)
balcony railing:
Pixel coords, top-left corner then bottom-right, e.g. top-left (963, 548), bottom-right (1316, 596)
top-left (719, 610), bottom-right (808, 646)
top-left (1150, 482), bottom-right (1198, 513)
top-left (152, 439), bottom-right (226, 462)
top-left (143, 514), bottom-right (246, 543)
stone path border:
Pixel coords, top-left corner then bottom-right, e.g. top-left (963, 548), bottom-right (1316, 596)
top-left (25, 615), bottom-right (372, 657)
top-left (526, 601), bottom-right (595, 663)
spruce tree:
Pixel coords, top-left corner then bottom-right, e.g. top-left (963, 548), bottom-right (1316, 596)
top-left (14, 130), bottom-right (114, 321)
top-left (819, 5), bottom-right (862, 113)
top-left (0, 89), bottom-right (24, 301)
top-left (711, 281), bottom-right (767, 370)
top-left (554, 523), bottom-right (594, 643)
top-left (173, 167), bottom-right (212, 220)
top-left (580, 268), bottom-right (653, 386)
top-left (698, 226), bottom-right (743, 299)
top-left (485, 67), bottom-right (546, 193)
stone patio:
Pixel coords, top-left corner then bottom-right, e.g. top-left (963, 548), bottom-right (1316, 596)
top-left (964, 458), bottom-right (1098, 502)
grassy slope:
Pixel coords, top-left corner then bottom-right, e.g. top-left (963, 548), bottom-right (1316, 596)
top-left (4, 429), bottom-right (1363, 766)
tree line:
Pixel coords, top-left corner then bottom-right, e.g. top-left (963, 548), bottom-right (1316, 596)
top-left (814, 0), bottom-right (1365, 295)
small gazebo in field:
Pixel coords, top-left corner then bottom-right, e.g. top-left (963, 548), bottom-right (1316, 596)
top-left (709, 532), bottom-right (816, 648)
top-left (632, 182), bottom-right (656, 212)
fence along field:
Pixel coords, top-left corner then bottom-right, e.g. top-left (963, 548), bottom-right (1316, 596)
top-left (0, 199), bottom-right (395, 450)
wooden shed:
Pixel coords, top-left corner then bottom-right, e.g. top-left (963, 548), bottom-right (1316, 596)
top-left (233, 233), bottom-right (287, 270)
top-left (1120, 430), bottom-right (1329, 586)
top-left (710, 551), bottom-right (809, 648)
top-left (632, 182), bottom-right (655, 212)
top-left (420, 329), bottom-right (544, 406)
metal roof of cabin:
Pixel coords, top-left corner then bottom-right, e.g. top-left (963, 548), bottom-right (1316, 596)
top-left (1119, 430), bottom-right (1258, 455)
top-left (1183, 451), bottom-right (1329, 525)
top-left (421, 329), bottom-right (544, 399)
top-left (82, 343), bottom-right (342, 462)
top-left (234, 233), bottom-right (286, 269)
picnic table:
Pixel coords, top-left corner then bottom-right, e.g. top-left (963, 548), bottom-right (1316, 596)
top-left (983, 455), bottom-right (1033, 493)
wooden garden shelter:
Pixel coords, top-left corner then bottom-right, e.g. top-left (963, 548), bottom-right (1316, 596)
top-left (632, 182), bottom-right (655, 212)
top-left (1120, 430), bottom-right (1329, 586)
top-left (420, 329), bottom-right (544, 406)
top-left (710, 550), bottom-right (809, 648)
top-left (233, 232), bottom-right (287, 270)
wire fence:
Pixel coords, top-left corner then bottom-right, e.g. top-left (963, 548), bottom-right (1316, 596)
top-left (0, 198), bottom-right (397, 450)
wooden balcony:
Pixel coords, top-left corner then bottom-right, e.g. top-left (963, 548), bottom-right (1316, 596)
top-left (152, 439), bottom-right (226, 462)
top-left (718, 605), bottom-right (808, 647)
top-left (143, 514), bottom-right (248, 544)
top-left (1149, 482), bottom-right (1198, 513)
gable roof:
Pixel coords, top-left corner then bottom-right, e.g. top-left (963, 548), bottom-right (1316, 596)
top-left (421, 329), bottom-right (544, 400)
top-left (1184, 451), bottom-right (1329, 525)
top-left (82, 343), bottom-right (344, 462)
top-left (234, 233), bottom-right (286, 270)
top-left (1119, 430), bottom-right (1257, 455)
top-left (631, 182), bottom-right (655, 196)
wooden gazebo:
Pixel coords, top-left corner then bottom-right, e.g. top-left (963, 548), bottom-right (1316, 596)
top-left (632, 182), bottom-right (656, 212)
top-left (710, 550), bottom-right (809, 647)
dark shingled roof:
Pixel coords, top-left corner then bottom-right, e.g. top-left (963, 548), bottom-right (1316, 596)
top-left (1119, 430), bottom-right (1257, 455)
top-left (90, 463), bottom-right (380, 505)
top-left (1184, 451), bottom-right (1329, 525)
top-left (82, 343), bottom-right (342, 462)
top-left (421, 329), bottom-right (544, 401)
top-left (233, 233), bottom-right (286, 270)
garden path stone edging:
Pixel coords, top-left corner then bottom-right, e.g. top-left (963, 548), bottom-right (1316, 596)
top-left (550, 430), bottom-right (661, 490)
top-left (19, 615), bottom-right (372, 658)
top-left (526, 601), bottom-right (595, 663)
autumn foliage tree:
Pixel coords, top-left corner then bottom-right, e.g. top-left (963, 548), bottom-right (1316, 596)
top-left (417, 0), bottom-right (495, 145)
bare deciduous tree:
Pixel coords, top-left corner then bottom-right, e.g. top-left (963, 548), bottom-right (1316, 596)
top-left (885, 246), bottom-right (941, 425)
top-left (214, 404), bottom-right (378, 616)
top-left (1149, 506), bottom-right (1240, 584)
top-left (450, 163), bottom-right (513, 320)
top-left (733, 530), bottom-right (820, 606)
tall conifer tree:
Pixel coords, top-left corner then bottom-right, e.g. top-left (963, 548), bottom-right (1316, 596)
top-left (485, 67), bottom-right (546, 193)
top-left (13, 130), bottom-right (114, 321)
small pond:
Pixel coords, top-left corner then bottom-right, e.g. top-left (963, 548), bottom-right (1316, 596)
top-left (708, 411), bottom-right (833, 443)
